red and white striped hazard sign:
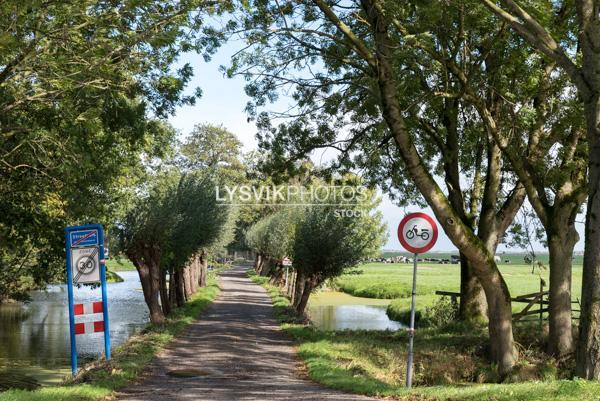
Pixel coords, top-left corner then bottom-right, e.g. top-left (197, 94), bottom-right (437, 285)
top-left (73, 301), bottom-right (104, 335)
top-left (74, 321), bottom-right (105, 335)
top-left (73, 301), bottom-right (103, 315)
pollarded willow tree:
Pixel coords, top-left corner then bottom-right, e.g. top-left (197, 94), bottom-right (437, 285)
top-left (165, 172), bottom-right (236, 309)
top-left (245, 180), bottom-right (386, 314)
top-left (246, 207), bottom-right (301, 276)
top-left (225, 0), bottom-right (531, 373)
top-left (117, 170), bottom-right (234, 324)
top-left (289, 184), bottom-right (387, 314)
top-left (117, 171), bottom-right (178, 324)
top-left (245, 212), bottom-right (271, 274)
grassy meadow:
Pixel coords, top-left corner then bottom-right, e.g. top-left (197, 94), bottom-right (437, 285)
top-left (335, 258), bottom-right (583, 323)
top-left (336, 259), bottom-right (583, 300)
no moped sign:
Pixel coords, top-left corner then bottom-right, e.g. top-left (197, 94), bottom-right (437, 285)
top-left (397, 212), bottom-right (438, 254)
top-left (396, 211), bottom-right (438, 389)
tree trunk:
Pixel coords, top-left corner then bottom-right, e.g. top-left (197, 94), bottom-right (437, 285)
top-left (183, 265), bottom-right (193, 299)
top-left (189, 256), bottom-right (199, 294)
top-left (259, 257), bottom-right (274, 276)
top-left (168, 267), bottom-right (176, 310)
top-left (484, 278), bottom-right (516, 373)
top-left (295, 277), bottom-right (314, 314)
top-left (269, 264), bottom-right (284, 286)
top-left (198, 250), bottom-right (208, 288)
top-left (577, 94), bottom-right (600, 378)
top-left (159, 268), bottom-right (170, 316)
top-left (460, 254), bottom-right (488, 322)
top-left (132, 248), bottom-right (165, 325)
top-left (175, 269), bottom-right (186, 307)
top-left (133, 260), bottom-right (158, 323)
top-left (292, 271), bottom-right (306, 310)
top-left (189, 261), bottom-right (198, 294)
top-left (547, 224), bottom-right (578, 356)
top-left (288, 270), bottom-right (297, 299)
top-left (255, 253), bottom-right (264, 273)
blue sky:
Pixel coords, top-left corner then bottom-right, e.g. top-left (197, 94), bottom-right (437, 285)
top-left (167, 42), bottom-right (584, 253)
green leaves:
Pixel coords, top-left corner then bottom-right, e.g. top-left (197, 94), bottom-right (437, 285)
top-left (178, 123), bottom-right (245, 184)
top-left (116, 126), bottom-right (243, 273)
top-left (246, 207), bottom-right (301, 260)
top-left (291, 184), bottom-right (386, 280)
top-left (245, 180), bottom-right (387, 280)
top-left (167, 172), bottom-right (235, 270)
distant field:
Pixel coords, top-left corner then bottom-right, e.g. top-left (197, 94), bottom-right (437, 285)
top-left (335, 261), bottom-right (584, 317)
top-left (380, 251), bottom-right (584, 266)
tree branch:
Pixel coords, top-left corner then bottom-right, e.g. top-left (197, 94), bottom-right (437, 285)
top-left (479, 0), bottom-right (590, 98)
top-left (312, 0), bottom-right (378, 70)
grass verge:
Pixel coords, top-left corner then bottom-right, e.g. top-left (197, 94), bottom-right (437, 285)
top-left (0, 275), bottom-right (220, 401)
top-left (248, 270), bottom-right (600, 401)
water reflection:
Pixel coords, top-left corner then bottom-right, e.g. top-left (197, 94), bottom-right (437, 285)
top-left (0, 271), bottom-right (149, 375)
top-left (308, 304), bottom-right (404, 331)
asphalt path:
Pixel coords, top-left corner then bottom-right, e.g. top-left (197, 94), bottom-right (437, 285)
top-left (117, 264), bottom-right (373, 401)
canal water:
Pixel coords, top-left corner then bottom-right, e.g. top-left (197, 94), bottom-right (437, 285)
top-left (0, 271), bottom-right (148, 386)
top-left (308, 291), bottom-right (404, 331)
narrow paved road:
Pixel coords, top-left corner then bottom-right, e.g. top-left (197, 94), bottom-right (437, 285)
top-left (117, 264), bottom-right (373, 401)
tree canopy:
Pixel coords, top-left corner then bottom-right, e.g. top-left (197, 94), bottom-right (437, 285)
top-left (0, 0), bottom-right (227, 300)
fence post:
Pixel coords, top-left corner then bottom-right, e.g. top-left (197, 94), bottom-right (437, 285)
top-left (539, 278), bottom-right (544, 330)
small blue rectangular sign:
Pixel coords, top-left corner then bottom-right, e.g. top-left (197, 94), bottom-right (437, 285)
top-left (69, 229), bottom-right (99, 248)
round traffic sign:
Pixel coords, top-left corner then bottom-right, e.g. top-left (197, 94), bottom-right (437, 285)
top-left (76, 255), bottom-right (96, 275)
top-left (397, 212), bottom-right (438, 254)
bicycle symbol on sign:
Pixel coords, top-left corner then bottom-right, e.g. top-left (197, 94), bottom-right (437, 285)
top-left (405, 225), bottom-right (430, 241)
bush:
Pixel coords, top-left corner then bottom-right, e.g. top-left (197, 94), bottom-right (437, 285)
top-left (422, 296), bottom-right (459, 328)
top-left (387, 296), bottom-right (458, 329)
top-left (386, 304), bottom-right (422, 325)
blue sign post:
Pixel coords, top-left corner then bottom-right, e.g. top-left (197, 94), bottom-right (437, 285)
top-left (65, 224), bottom-right (111, 376)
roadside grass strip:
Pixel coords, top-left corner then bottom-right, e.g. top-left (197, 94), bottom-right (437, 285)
top-left (248, 269), bottom-right (600, 401)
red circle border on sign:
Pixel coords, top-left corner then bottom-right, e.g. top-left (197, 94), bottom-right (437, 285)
top-left (397, 212), bottom-right (438, 254)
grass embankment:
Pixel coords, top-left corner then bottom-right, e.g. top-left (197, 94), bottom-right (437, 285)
top-left (105, 259), bottom-right (136, 272)
top-left (105, 270), bottom-right (124, 283)
top-left (0, 276), bottom-right (220, 401)
top-left (248, 269), bottom-right (600, 401)
top-left (335, 262), bottom-right (583, 323)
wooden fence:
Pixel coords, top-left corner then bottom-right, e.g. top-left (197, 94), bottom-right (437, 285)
top-left (435, 285), bottom-right (580, 326)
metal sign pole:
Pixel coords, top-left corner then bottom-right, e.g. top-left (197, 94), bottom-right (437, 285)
top-left (406, 252), bottom-right (418, 388)
top-left (65, 229), bottom-right (78, 376)
top-left (99, 228), bottom-right (111, 361)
